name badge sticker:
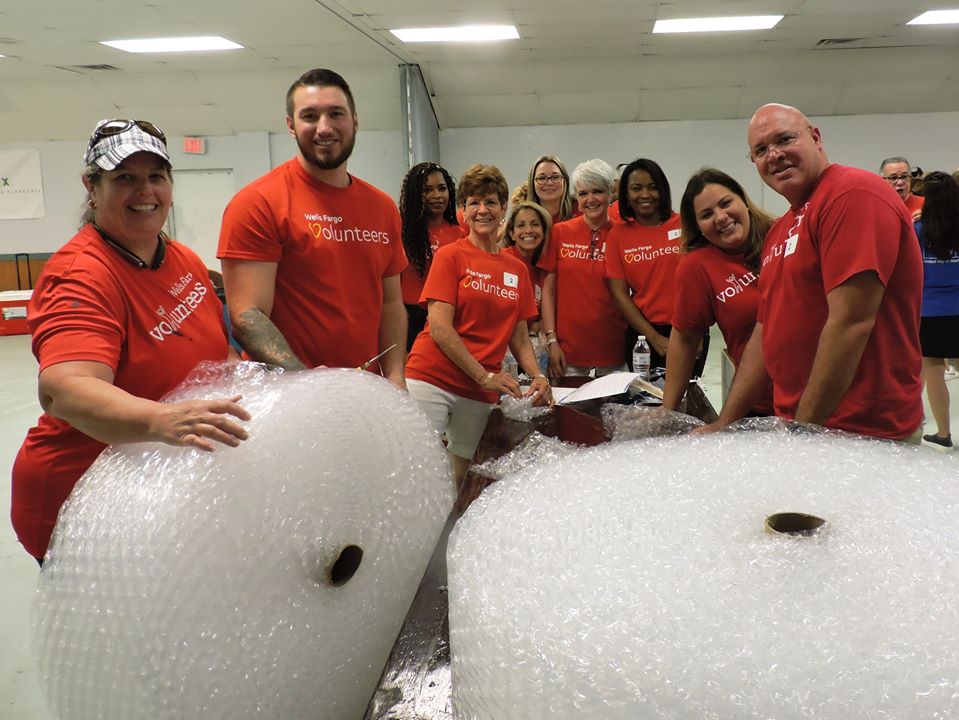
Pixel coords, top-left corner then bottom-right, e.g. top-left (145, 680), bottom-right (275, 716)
top-left (784, 234), bottom-right (799, 257)
top-left (667, 228), bottom-right (682, 241)
top-left (503, 272), bottom-right (519, 288)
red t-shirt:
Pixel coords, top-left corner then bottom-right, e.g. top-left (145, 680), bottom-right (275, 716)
top-left (538, 217), bottom-right (625, 367)
top-left (502, 245), bottom-right (547, 308)
top-left (218, 159), bottom-right (407, 369)
top-left (406, 239), bottom-right (537, 403)
top-left (400, 222), bottom-right (463, 305)
top-left (759, 164), bottom-right (923, 438)
top-left (12, 225), bottom-right (230, 559)
top-left (672, 245), bottom-right (773, 414)
top-left (605, 213), bottom-right (683, 324)
top-left (904, 193), bottom-right (924, 216)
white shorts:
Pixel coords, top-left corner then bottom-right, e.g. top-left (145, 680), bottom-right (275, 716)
top-left (407, 379), bottom-right (494, 460)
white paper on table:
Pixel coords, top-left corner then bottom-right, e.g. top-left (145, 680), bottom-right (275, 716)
top-left (556, 372), bottom-right (641, 404)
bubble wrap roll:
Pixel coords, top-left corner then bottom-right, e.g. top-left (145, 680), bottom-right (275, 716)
top-left (448, 431), bottom-right (959, 719)
top-left (33, 363), bottom-right (453, 720)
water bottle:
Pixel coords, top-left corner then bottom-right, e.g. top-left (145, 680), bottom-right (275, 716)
top-left (632, 335), bottom-right (651, 379)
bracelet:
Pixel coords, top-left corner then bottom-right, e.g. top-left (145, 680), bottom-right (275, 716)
top-left (479, 371), bottom-right (494, 385)
top-left (533, 374), bottom-right (547, 380)
top-left (544, 329), bottom-right (556, 336)
top-left (546, 338), bottom-right (558, 346)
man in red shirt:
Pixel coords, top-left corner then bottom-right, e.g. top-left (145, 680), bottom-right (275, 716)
top-left (218, 69), bottom-right (407, 387)
top-left (879, 156), bottom-right (924, 220)
top-left (706, 104), bottom-right (923, 440)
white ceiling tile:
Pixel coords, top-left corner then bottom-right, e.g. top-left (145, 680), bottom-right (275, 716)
top-left (0, 0), bottom-right (954, 141)
top-left (638, 87), bottom-right (742, 121)
top-left (836, 81), bottom-right (959, 115)
top-left (737, 85), bottom-right (844, 118)
top-left (434, 93), bottom-right (540, 128)
top-left (539, 91), bottom-right (639, 124)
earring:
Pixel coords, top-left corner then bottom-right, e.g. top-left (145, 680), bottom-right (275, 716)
top-left (87, 198), bottom-right (96, 209)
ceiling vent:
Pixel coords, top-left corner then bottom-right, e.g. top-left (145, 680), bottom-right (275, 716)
top-left (69, 64), bottom-right (122, 71)
top-left (815, 38), bottom-right (865, 47)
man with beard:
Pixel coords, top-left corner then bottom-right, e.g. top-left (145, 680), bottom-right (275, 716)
top-left (218, 68), bottom-right (407, 386)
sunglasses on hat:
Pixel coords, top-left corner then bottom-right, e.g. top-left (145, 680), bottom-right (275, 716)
top-left (86, 119), bottom-right (167, 154)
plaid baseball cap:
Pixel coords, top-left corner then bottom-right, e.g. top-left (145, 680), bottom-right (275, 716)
top-left (83, 119), bottom-right (170, 171)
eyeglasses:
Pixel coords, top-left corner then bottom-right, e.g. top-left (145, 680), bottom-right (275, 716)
top-left (747, 127), bottom-right (810, 162)
top-left (534, 174), bottom-right (564, 186)
top-left (87, 119), bottom-right (167, 153)
top-left (882, 174), bottom-right (911, 184)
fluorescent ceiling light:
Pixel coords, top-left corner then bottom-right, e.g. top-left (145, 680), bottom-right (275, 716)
top-left (653, 15), bottom-right (783, 33)
top-left (907, 10), bottom-right (959, 25)
top-left (390, 25), bottom-right (519, 43)
top-left (101, 36), bottom-right (243, 53)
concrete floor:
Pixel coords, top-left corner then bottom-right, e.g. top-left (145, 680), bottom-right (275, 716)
top-left (1, 326), bottom-right (956, 719)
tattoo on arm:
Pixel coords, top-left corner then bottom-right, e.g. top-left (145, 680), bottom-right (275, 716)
top-left (232, 308), bottom-right (307, 370)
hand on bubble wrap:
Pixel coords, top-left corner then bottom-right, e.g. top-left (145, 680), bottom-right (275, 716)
top-left (33, 361), bottom-right (455, 720)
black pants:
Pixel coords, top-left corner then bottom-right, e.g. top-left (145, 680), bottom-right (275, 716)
top-left (624, 323), bottom-right (710, 378)
top-left (405, 304), bottom-right (427, 351)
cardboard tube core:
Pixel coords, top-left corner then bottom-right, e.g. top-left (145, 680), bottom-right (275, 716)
top-left (328, 545), bottom-right (364, 586)
top-left (765, 512), bottom-right (826, 537)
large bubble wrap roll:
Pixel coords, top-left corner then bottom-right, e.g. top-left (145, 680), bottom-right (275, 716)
top-left (448, 431), bottom-right (959, 719)
top-left (33, 363), bottom-right (453, 720)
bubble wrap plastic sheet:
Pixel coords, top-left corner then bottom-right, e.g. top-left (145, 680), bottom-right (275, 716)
top-left (499, 395), bottom-right (551, 423)
top-left (469, 432), bottom-right (580, 481)
top-left (33, 362), bottom-right (454, 720)
top-left (448, 431), bottom-right (959, 719)
top-left (600, 403), bottom-right (704, 440)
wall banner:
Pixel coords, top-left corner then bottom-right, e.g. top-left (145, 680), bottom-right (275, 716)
top-left (0, 148), bottom-right (45, 219)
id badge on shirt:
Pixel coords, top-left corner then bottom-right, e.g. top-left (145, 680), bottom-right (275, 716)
top-left (784, 234), bottom-right (799, 257)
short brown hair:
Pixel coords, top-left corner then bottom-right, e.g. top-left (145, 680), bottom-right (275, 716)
top-left (456, 164), bottom-right (509, 207)
top-left (286, 68), bottom-right (355, 118)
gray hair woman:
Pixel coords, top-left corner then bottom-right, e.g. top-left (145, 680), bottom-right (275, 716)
top-left (538, 158), bottom-right (627, 378)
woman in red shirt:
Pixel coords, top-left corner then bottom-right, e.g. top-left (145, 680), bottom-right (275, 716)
top-left (663, 168), bottom-right (775, 415)
top-left (502, 200), bottom-right (551, 319)
top-left (540, 159), bottom-right (626, 378)
top-left (526, 155), bottom-right (577, 226)
top-left (399, 162), bottom-right (463, 350)
top-left (406, 165), bottom-right (551, 485)
top-left (12, 119), bottom-right (249, 562)
top-left (607, 158), bottom-right (701, 376)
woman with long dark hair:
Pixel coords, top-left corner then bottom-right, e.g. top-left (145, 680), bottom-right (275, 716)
top-left (916, 171), bottom-right (959, 451)
top-left (399, 162), bottom-right (463, 350)
top-left (663, 168), bottom-right (775, 414)
top-left (606, 158), bottom-right (706, 375)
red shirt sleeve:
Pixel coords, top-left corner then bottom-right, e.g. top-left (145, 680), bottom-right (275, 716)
top-left (671, 252), bottom-right (715, 333)
top-left (420, 244), bottom-right (460, 305)
top-left (217, 186), bottom-right (283, 262)
top-left (30, 269), bottom-right (126, 373)
top-left (817, 189), bottom-right (903, 292)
